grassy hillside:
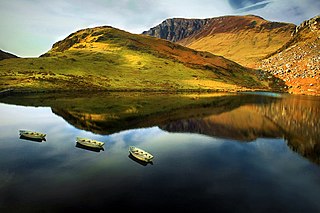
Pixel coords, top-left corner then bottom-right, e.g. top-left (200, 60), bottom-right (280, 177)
top-left (143, 15), bottom-right (295, 67)
top-left (178, 15), bottom-right (295, 67)
top-left (0, 26), bottom-right (280, 92)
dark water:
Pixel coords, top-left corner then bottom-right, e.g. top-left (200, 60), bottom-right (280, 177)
top-left (0, 92), bottom-right (320, 212)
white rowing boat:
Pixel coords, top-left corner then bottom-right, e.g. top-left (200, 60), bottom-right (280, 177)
top-left (19, 130), bottom-right (46, 140)
top-left (129, 146), bottom-right (154, 162)
top-left (76, 137), bottom-right (104, 149)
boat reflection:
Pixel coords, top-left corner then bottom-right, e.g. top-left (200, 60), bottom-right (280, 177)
top-left (75, 142), bottom-right (104, 152)
top-left (128, 153), bottom-right (153, 166)
top-left (19, 135), bottom-right (46, 142)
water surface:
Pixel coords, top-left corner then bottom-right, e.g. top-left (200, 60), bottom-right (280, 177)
top-left (0, 92), bottom-right (319, 212)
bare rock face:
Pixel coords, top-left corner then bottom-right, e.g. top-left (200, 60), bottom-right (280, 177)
top-left (293, 15), bottom-right (320, 35)
top-left (142, 18), bottom-right (210, 42)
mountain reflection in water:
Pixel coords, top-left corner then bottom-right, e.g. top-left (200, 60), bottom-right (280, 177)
top-left (161, 95), bottom-right (320, 164)
top-left (1, 92), bottom-right (320, 164)
top-left (1, 92), bottom-right (320, 212)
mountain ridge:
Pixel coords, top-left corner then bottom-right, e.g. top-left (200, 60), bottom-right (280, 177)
top-left (143, 15), bottom-right (296, 66)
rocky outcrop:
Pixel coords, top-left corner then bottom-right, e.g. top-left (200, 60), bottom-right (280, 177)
top-left (293, 15), bottom-right (320, 35)
top-left (142, 18), bottom-right (210, 42)
top-left (258, 15), bottom-right (320, 95)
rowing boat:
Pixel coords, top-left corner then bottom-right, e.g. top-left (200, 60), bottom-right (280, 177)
top-left (19, 130), bottom-right (46, 140)
top-left (76, 137), bottom-right (104, 149)
top-left (129, 146), bottom-right (154, 162)
top-left (75, 142), bottom-right (104, 152)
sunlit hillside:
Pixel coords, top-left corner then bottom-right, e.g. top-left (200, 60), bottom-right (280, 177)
top-left (0, 26), bottom-right (280, 92)
top-left (143, 15), bottom-right (295, 67)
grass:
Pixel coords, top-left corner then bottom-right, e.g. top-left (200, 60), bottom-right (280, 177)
top-left (185, 31), bottom-right (292, 67)
top-left (0, 26), bottom-right (277, 92)
top-left (176, 16), bottom-right (295, 67)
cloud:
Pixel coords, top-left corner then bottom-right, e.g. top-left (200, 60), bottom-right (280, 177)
top-left (0, 0), bottom-right (173, 57)
top-left (233, 0), bottom-right (320, 24)
top-left (0, 1), bottom-right (128, 56)
top-left (156, 0), bottom-right (232, 18)
top-left (0, 0), bottom-right (319, 57)
top-left (231, 0), bottom-right (272, 12)
top-left (228, 0), bottom-right (270, 10)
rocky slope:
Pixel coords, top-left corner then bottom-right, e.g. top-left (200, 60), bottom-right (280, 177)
top-left (0, 49), bottom-right (18, 60)
top-left (258, 15), bottom-right (320, 96)
top-left (143, 15), bottom-right (295, 66)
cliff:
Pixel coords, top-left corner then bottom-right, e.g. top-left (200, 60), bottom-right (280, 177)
top-left (142, 18), bottom-right (210, 42)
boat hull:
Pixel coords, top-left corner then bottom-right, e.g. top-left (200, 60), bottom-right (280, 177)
top-left (76, 137), bottom-right (104, 149)
top-left (76, 142), bottom-right (104, 152)
top-left (19, 130), bottom-right (46, 140)
top-left (129, 146), bottom-right (154, 163)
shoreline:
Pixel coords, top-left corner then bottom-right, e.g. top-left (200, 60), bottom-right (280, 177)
top-left (0, 87), bottom-right (286, 98)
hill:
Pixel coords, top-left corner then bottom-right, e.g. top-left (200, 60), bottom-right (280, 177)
top-left (258, 15), bottom-right (320, 96)
top-left (0, 26), bottom-right (281, 92)
top-left (143, 15), bottom-right (295, 66)
top-left (0, 49), bottom-right (18, 60)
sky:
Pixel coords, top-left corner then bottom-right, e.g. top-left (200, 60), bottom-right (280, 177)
top-left (0, 0), bottom-right (319, 57)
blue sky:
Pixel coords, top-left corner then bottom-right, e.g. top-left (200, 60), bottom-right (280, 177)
top-left (0, 0), bottom-right (319, 57)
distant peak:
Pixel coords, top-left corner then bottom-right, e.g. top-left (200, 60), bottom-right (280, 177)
top-left (245, 14), bottom-right (265, 20)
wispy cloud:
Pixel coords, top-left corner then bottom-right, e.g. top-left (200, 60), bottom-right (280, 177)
top-left (233, 0), bottom-right (272, 12)
top-left (234, 0), bottom-right (320, 24)
top-left (0, 0), bottom-right (318, 57)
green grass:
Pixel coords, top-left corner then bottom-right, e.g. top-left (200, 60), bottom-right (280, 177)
top-left (0, 26), bottom-right (276, 92)
top-left (0, 53), bottom-right (220, 91)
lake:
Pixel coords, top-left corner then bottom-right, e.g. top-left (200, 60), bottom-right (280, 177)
top-left (0, 92), bottom-right (319, 212)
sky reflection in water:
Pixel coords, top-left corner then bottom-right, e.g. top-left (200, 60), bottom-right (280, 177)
top-left (0, 97), bottom-right (320, 212)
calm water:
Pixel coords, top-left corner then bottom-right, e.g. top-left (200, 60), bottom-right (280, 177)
top-left (0, 92), bottom-right (320, 212)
